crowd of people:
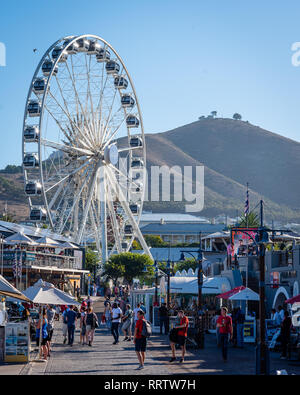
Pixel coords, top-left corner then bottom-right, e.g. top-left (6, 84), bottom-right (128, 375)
top-left (12, 285), bottom-right (295, 368)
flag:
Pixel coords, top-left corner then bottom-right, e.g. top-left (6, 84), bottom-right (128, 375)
top-left (244, 185), bottom-right (249, 215)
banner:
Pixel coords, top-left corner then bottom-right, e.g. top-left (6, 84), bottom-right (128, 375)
top-left (231, 227), bottom-right (259, 256)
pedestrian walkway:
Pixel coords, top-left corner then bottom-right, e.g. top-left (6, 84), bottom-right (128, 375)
top-left (2, 297), bottom-right (299, 375)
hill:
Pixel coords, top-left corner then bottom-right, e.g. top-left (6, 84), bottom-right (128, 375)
top-left (0, 118), bottom-right (299, 223)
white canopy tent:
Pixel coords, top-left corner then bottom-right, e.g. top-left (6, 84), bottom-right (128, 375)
top-left (23, 279), bottom-right (80, 362)
top-left (229, 287), bottom-right (259, 301)
top-left (23, 279), bottom-right (80, 306)
top-left (35, 236), bottom-right (61, 246)
top-left (169, 276), bottom-right (231, 295)
top-left (5, 232), bottom-right (37, 245)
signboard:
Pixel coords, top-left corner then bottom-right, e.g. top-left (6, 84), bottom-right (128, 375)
top-left (270, 272), bottom-right (280, 289)
top-left (153, 306), bottom-right (160, 327)
top-left (231, 228), bottom-right (259, 256)
top-left (243, 316), bottom-right (256, 343)
top-left (5, 321), bottom-right (30, 363)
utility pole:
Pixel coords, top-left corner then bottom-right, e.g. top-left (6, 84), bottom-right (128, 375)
top-left (256, 199), bottom-right (270, 375)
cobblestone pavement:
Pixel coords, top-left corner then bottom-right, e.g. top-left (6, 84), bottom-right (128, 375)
top-left (2, 297), bottom-right (299, 375)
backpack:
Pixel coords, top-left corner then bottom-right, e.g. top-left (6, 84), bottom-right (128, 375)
top-left (141, 320), bottom-right (152, 338)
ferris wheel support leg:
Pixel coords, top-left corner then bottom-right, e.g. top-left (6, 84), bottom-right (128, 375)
top-left (106, 167), bottom-right (153, 261)
top-left (99, 167), bottom-right (108, 265)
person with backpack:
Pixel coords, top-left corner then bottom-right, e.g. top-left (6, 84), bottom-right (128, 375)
top-left (169, 310), bottom-right (189, 363)
top-left (134, 309), bottom-right (151, 370)
top-left (84, 306), bottom-right (98, 347)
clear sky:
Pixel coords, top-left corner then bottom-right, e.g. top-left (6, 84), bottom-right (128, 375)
top-left (0, 0), bottom-right (300, 169)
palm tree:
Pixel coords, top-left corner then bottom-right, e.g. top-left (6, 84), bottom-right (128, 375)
top-left (238, 212), bottom-right (260, 227)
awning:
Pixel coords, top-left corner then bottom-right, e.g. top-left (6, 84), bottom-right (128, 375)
top-left (29, 265), bottom-right (89, 275)
top-left (285, 294), bottom-right (300, 304)
top-left (0, 275), bottom-right (31, 302)
top-left (229, 287), bottom-right (259, 301)
top-left (23, 279), bottom-right (80, 305)
top-left (216, 286), bottom-right (246, 299)
top-left (169, 276), bottom-right (231, 295)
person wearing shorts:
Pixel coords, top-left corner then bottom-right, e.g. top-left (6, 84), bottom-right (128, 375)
top-left (169, 310), bottom-right (189, 363)
top-left (134, 310), bottom-right (147, 370)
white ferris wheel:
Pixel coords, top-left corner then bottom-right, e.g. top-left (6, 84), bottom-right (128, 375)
top-left (22, 34), bottom-right (152, 263)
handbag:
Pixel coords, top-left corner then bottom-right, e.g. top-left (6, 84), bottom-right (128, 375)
top-left (93, 313), bottom-right (99, 329)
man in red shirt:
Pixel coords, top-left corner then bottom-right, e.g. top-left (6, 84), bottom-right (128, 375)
top-left (134, 310), bottom-right (147, 370)
top-left (216, 307), bottom-right (233, 362)
top-left (169, 310), bottom-right (189, 363)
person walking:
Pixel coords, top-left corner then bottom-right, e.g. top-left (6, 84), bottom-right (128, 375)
top-left (236, 307), bottom-right (245, 348)
top-left (134, 310), bottom-right (147, 370)
top-left (158, 303), bottom-right (169, 335)
top-left (217, 307), bottom-right (233, 362)
top-left (169, 310), bottom-right (189, 363)
top-left (85, 306), bottom-right (98, 346)
top-left (62, 306), bottom-right (70, 344)
top-left (46, 305), bottom-right (56, 356)
top-left (36, 310), bottom-right (49, 360)
top-left (111, 302), bottom-right (122, 344)
top-left (66, 305), bottom-right (77, 346)
top-left (80, 306), bottom-right (87, 345)
top-left (133, 303), bottom-right (141, 332)
top-left (122, 304), bottom-right (133, 341)
top-left (104, 301), bottom-right (112, 331)
top-left (140, 301), bottom-right (146, 315)
top-left (279, 311), bottom-right (292, 359)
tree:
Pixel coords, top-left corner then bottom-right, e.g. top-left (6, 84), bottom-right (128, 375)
top-left (238, 212), bottom-right (260, 227)
top-left (211, 111), bottom-right (217, 118)
top-left (104, 252), bottom-right (154, 286)
top-left (174, 257), bottom-right (197, 272)
top-left (144, 235), bottom-right (166, 247)
top-left (233, 113), bottom-right (242, 120)
top-left (85, 248), bottom-right (99, 273)
top-left (102, 258), bottom-right (125, 286)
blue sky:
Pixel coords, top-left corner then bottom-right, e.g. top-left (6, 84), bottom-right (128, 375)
top-left (1, 0), bottom-right (300, 168)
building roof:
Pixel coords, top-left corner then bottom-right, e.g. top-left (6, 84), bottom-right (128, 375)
top-left (140, 212), bottom-right (210, 224)
top-left (0, 220), bottom-right (74, 243)
top-left (140, 222), bottom-right (225, 235)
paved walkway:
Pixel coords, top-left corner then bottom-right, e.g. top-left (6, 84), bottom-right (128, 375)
top-left (1, 297), bottom-right (299, 375)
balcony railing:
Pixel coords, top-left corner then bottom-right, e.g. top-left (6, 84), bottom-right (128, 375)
top-left (2, 249), bottom-right (82, 271)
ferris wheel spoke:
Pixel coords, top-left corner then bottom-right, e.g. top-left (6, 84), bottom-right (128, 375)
top-left (44, 157), bottom-right (92, 193)
top-left (108, 163), bottom-right (143, 190)
top-left (75, 164), bottom-right (100, 244)
top-left (101, 107), bottom-right (126, 148)
top-left (64, 59), bottom-right (95, 144)
top-left (59, 166), bottom-right (92, 233)
top-left (43, 104), bottom-right (76, 145)
top-left (46, 90), bottom-right (94, 151)
top-left (41, 138), bottom-right (93, 157)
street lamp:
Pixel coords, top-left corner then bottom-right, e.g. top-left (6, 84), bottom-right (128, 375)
top-left (180, 232), bottom-right (205, 348)
top-left (154, 261), bottom-right (159, 306)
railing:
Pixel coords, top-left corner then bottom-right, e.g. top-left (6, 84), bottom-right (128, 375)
top-left (2, 249), bottom-right (81, 271)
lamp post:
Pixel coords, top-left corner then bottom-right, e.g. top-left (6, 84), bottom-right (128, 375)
top-left (180, 232), bottom-right (205, 348)
top-left (154, 260), bottom-right (159, 306)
